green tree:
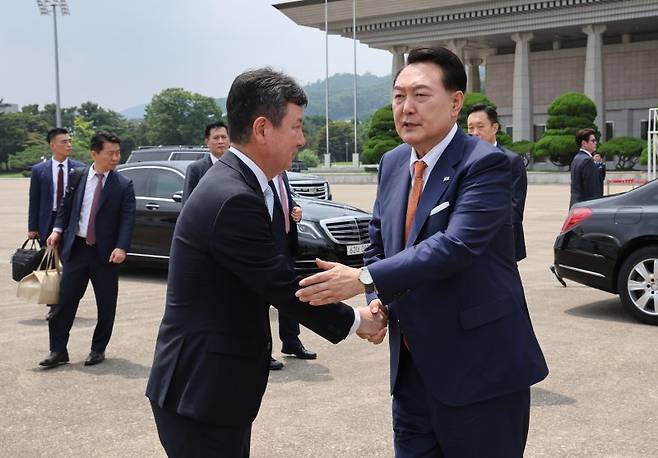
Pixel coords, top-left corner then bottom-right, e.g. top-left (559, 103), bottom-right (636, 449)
top-left (144, 88), bottom-right (222, 145)
top-left (297, 149), bottom-right (320, 168)
top-left (361, 105), bottom-right (402, 164)
top-left (302, 115), bottom-right (326, 154)
top-left (534, 92), bottom-right (598, 166)
top-left (598, 136), bottom-right (645, 170)
top-left (316, 120), bottom-right (361, 162)
top-left (68, 117), bottom-right (95, 163)
top-left (0, 113), bottom-right (27, 170)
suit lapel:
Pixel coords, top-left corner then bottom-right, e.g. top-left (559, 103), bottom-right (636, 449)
top-left (97, 170), bottom-right (117, 211)
top-left (45, 159), bottom-right (54, 198)
top-left (406, 130), bottom-right (465, 247)
top-left (387, 150), bottom-right (412, 255)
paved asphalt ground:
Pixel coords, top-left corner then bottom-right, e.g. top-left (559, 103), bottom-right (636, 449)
top-left (1, 179), bottom-right (656, 457)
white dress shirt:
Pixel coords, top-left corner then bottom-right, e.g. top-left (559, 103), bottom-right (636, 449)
top-left (210, 154), bottom-right (220, 165)
top-left (229, 147), bottom-right (361, 335)
top-left (76, 165), bottom-right (109, 238)
top-left (51, 157), bottom-right (70, 211)
top-left (408, 123), bottom-right (458, 191)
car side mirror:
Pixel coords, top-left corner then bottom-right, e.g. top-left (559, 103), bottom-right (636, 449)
top-left (172, 191), bottom-right (182, 203)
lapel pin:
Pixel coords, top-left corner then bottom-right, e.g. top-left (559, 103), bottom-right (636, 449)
top-left (443, 176), bottom-right (450, 182)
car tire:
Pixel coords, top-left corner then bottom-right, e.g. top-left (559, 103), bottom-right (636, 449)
top-left (617, 247), bottom-right (658, 325)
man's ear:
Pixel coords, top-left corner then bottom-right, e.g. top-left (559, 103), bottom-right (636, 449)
top-left (452, 91), bottom-right (464, 116)
top-left (252, 117), bottom-right (268, 144)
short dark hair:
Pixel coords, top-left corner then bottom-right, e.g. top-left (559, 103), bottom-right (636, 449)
top-left (204, 121), bottom-right (228, 139)
top-left (575, 128), bottom-right (596, 146)
top-left (399, 47), bottom-right (467, 93)
top-left (226, 67), bottom-right (308, 144)
top-left (90, 131), bottom-right (121, 152)
top-left (47, 128), bottom-right (69, 144)
top-left (468, 103), bottom-right (500, 127)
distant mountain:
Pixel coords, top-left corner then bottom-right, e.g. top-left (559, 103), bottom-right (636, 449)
top-left (120, 73), bottom-right (391, 121)
top-left (120, 103), bottom-right (148, 120)
top-left (303, 72), bottom-right (391, 119)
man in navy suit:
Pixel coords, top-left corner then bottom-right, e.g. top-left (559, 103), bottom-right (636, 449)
top-left (28, 128), bottom-right (85, 319)
top-left (570, 128), bottom-right (602, 208)
top-left (298, 47), bottom-right (548, 457)
top-left (28, 128), bottom-right (86, 244)
top-left (40, 131), bottom-right (136, 368)
top-left (182, 121), bottom-right (230, 204)
top-left (268, 171), bottom-right (317, 371)
top-left (467, 104), bottom-right (528, 261)
top-left (146, 68), bottom-right (386, 457)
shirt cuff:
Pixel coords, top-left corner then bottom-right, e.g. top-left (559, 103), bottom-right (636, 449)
top-left (53, 228), bottom-right (62, 233)
top-left (348, 307), bottom-right (361, 336)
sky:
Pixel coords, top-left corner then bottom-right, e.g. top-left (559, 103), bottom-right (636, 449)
top-left (1, 0), bottom-right (391, 113)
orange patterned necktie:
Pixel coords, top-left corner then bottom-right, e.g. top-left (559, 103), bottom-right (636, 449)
top-left (405, 160), bottom-right (428, 242)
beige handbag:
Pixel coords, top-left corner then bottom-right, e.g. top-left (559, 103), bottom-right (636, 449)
top-left (16, 246), bottom-right (62, 304)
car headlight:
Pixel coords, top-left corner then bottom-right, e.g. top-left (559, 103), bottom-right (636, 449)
top-left (297, 221), bottom-right (322, 240)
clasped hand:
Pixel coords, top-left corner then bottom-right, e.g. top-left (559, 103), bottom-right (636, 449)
top-left (355, 299), bottom-right (388, 345)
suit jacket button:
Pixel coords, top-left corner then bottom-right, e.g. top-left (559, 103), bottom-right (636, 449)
top-left (266, 341), bottom-right (272, 351)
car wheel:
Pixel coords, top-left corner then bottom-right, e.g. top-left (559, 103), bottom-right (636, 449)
top-left (617, 247), bottom-right (658, 325)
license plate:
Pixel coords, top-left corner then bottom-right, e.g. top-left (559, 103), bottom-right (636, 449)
top-left (346, 243), bottom-right (369, 256)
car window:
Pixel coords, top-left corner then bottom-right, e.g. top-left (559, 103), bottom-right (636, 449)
top-left (117, 168), bottom-right (149, 197)
top-left (149, 169), bottom-right (183, 199)
top-left (127, 151), bottom-right (168, 162)
top-left (170, 152), bottom-right (207, 161)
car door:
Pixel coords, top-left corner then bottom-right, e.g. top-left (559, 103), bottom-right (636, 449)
top-left (115, 167), bottom-right (151, 256)
top-left (142, 167), bottom-right (184, 257)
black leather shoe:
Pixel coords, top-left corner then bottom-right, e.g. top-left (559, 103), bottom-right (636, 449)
top-left (281, 344), bottom-right (317, 360)
top-left (269, 357), bottom-right (284, 371)
top-left (84, 351), bottom-right (105, 366)
top-left (39, 351), bottom-right (69, 368)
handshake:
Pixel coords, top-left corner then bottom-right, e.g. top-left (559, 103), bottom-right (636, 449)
top-left (294, 258), bottom-right (390, 345)
top-left (355, 300), bottom-right (388, 344)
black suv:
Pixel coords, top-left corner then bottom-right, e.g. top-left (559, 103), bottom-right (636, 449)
top-left (126, 146), bottom-right (331, 200)
top-left (116, 161), bottom-right (370, 277)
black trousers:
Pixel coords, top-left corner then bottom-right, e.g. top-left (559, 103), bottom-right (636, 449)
top-left (49, 237), bottom-right (119, 353)
top-left (278, 311), bottom-right (301, 348)
top-left (151, 401), bottom-right (251, 458)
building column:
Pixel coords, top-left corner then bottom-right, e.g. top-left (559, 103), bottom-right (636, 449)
top-left (391, 46), bottom-right (407, 79)
top-left (511, 32), bottom-right (534, 142)
top-left (446, 39), bottom-right (466, 64)
top-left (466, 58), bottom-right (482, 93)
top-left (583, 24), bottom-right (607, 140)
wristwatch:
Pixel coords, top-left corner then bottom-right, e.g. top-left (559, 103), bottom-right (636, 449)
top-left (359, 267), bottom-right (376, 294)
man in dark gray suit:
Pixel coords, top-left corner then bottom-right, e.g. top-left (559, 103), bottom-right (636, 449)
top-left (181, 120), bottom-right (230, 203)
top-left (467, 104), bottom-right (527, 261)
top-left (146, 68), bottom-right (387, 457)
top-left (570, 128), bottom-right (602, 208)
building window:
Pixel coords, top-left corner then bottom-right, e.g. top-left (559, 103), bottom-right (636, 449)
top-left (605, 121), bottom-right (614, 140)
top-left (641, 120), bottom-right (648, 140)
top-left (505, 126), bottom-right (513, 137)
top-left (533, 124), bottom-right (546, 141)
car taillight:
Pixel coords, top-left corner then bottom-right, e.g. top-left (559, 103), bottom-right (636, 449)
top-left (561, 207), bottom-right (593, 233)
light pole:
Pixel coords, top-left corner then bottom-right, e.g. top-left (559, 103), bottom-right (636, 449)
top-left (36, 0), bottom-right (70, 128)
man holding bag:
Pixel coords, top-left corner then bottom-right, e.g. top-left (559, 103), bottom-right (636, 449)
top-left (39, 131), bottom-right (136, 368)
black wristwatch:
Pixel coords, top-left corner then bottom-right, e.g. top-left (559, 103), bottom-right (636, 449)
top-left (359, 267), bottom-right (376, 294)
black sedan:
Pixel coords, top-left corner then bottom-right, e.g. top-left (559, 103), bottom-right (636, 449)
top-left (116, 161), bottom-right (370, 277)
top-left (553, 180), bottom-right (658, 325)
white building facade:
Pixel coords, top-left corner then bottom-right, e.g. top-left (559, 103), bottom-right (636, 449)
top-left (275, 0), bottom-right (658, 142)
